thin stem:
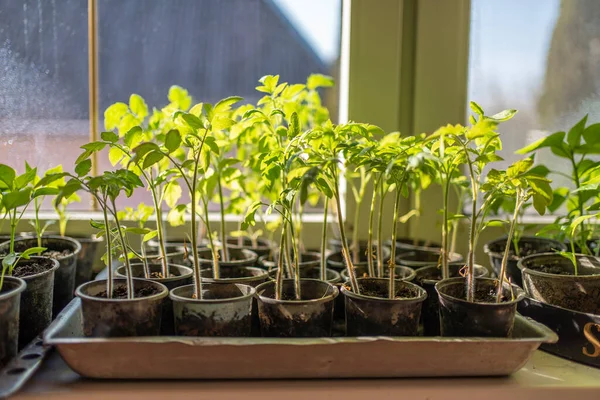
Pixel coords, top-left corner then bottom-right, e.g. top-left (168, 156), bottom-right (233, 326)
top-left (334, 178), bottom-right (359, 293)
top-left (111, 199), bottom-right (133, 299)
top-left (288, 217), bottom-right (301, 300)
top-left (320, 197), bottom-right (329, 281)
top-left (465, 152), bottom-right (477, 303)
top-left (496, 194), bottom-right (521, 303)
top-left (202, 197), bottom-right (220, 280)
top-left (441, 177), bottom-right (451, 279)
top-left (10, 209), bottom-right (17, 254)
top-left (351, 194), bottom-right (362, 265)
top-left (216, 171), bottom-right (229, 262)
top-left (149, 181), bottom-right (169, 277)
top-left (276, 225), bottom-right (286, 300)
top-left (102, 202), bottom-right (113, 299)
top-left (413, 188), bottom-right (421, 246)
top-left (34, 198), bottom-right (42, 247)
top-left (367, 174), bottom-right (380, 277)
top-left (570, 155), bottom-right (588, 253)
top-left (376, 180), bottom-right (385, 278)
top-left (140, 236), bottom-right (150, 279)
top-left (450, 185), bottom-right (463, 254)
top-left (389, 187), bottom-right (402, 299)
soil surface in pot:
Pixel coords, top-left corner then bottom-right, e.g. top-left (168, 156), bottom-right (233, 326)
top-left (149, 271), bottom-right (177, 279)
top-left (12, 262), bottom-right (48, 277)
top-left (346, 282), bottom-right (421, 300)
top-left (443, 281), bottom-right (510, 303)
top-left (96, 285), bottom-right (161, 299)
top-left (488, 240), bottom-right (559, 260)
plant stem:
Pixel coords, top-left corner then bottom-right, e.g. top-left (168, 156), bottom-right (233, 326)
top-left (140, 237), bottom-right (150, 279)
top-left (496, 194), bottom-right (521, 303)
top-left (190, 146), bottom-right (204, 299)
top-left (216, 172), bottom-right (230, 262)
top-left (202, 197), bottom-right (220, 280)
top-left (334, 178), bottom-right (359, 293)
top-left (413, 188), bottom-right (421, 246)
top-left (389, 188), bottom-right (402, 299)
top-left (10, 209), bottom-right (17, 254)
top-left (351, 193), bottom-right (362, 265)
top-left (34, 198), bottom-right (42, 247)
top-left (102, 203), bottom-right (113, 299)
top-left (367, 175), bottom-right (380, 277)
top-left (450, 185), bottom-right (463, 254)
top-left (441, 177), bottom-right (451, 280)
top-left (320, 198), bottom-right (329, 281)
top-left (376, 180), bottom-right (385, 278)
top-left (288, 216), bottom-right (301, 300)
top-left (149, 182), bottom-right (169, 277)
top-left (466, 157), bottom-right (478, 303)
top-left (111, 199), bottom-right (133, 299)
top-left (570, 155), bottom-right (588, 253)
top-left (276, 224), bottom-right (286, 300)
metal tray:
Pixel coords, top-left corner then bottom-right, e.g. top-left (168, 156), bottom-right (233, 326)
top-left (44, 298), bottom-right (558, 379)
top-left (518, 296), bottom-right (600, 369)
top-left (0, 335), bottom-right (53, 399)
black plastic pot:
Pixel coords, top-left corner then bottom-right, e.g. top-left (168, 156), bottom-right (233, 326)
top-left (340, 264), bottom-right (416, 282)
top-left (10, 256), bottom-right (59, 348)
top-left (484, 236), bottom-right (566, 287)
top-left (72, 234), bottom-right (104, 287)
top-left (384, 237), bottom-right (442, 254)
top-left (341, 278), bottom-right (426, 336)
top-left (196, 247), bottom-right (258, 270)
top-left (148, 237), bottom-right (210, 249)
top-left (1, 236), bottom-right (82, 317)
top-left (76, 278), bottom-right (169, 337)
top-left (0, 277), bottom-right (26, 368)
top-left (226, 236), bottom-right (274, 258)
top-left (255, 279), bottom-right (338, 337)
top-left (328, 238), bottom-right (369, 253)
top-left (115, 263), bottom-right (194, 335)
top-left (415, 263), bottom-right (489, 336)
top-left (436, 277), bottom-right (525, 337)
top-left (268, 267), bottom-right (342, 283)
top-left (325, 247), bottom-right (391, 273)
top-left (395, 247), bottom-right (463, 270)
top-left (518, 253), bottom-right (600, 314)
top-left (199, 266), bottom-right (269, 287)
top-left (170, 283), bottom-right (256, 336)
top-left (258, 251), bottom-right (321, 273)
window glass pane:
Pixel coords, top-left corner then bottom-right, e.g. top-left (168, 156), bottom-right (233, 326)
top-left (0, 0), bottom-right (91, 209)
top-left (468, 0), bottom-right (600, 211)
top-left (97, 0), bottom-right (342, 211)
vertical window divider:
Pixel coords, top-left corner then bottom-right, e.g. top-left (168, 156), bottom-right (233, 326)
top-left (88, 0), bottom-right (99, 211)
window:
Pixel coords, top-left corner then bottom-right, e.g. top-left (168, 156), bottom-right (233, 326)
top-left (468, 0), bottom-right (600, 194)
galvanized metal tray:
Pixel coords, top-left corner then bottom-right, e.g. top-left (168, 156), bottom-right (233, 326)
top-left (44, 298), bottom-right (558, 379)
top-left (0, 335), bottom-right (53, 399)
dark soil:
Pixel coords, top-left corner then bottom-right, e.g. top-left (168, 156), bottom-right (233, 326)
top-left (96, 285), bottom-right (161, 299)
top-left (490, 239), bottom-right (560, 260)
top-left (444, 281), bottom-right (509, 303)
top-left (42, 249), bottom-right (73, 259)
top-left (12, 262), bottom-right (51, 278)
top-left (358, 284), bottom-right (419, 300)
top-left (149, 271), bottom-right (176, 279)
top-left (530, 263), bottom-right (572, 275)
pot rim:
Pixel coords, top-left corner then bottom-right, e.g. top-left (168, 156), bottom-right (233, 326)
top-left (267, 267), bottom-right (342, 283)
top-left (258, 250), bottom-right (321, 265)
top-left (0, 276), bottom-right (27, 300)
top-left (341, 277), bottom-right (427, 303)
top-left (199, 266), bottom-right (269, 284)
top-left (3, 235), bottom-right (83, 259)
top-left (517, 252), bottom-right (600, 280)
top-left (435, 277), bottom-right (525, 306)
top-left (169, 283), bottom-right (256, 304)
top-left (75, 278), bottom-right (169, 303)
top-left (395, 248), bottom-right (463, 265)
top-left (5, 256), bottom-right (60, 281)
top-left (226, 236), bottom-right (273, 250)
top-left (326, 247), bottom-right (392, 265)
top-left (416, 263), bottom-right (488, 285)
top-left (196, 247), bottom-right (258, 265)
top-left (255, 278), bottom-right (339, 305)
top-left (115, 263), bottom-right (194, 284)
top-left (69, 233), bottom-right (104, 243)
top-left (340, 264), bottom-right (416, 281)
top-left (483, 236), bottom-right (567, 260)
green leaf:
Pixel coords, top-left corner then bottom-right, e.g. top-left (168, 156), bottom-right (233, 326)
top-left (133, 142), bottom-right (161, 158)
top-left (212, 116), bottom-right (235, 131)
top-left (14, 167), bottom-right (37, 190)
top-left (2, 188), bottom-right (32, 210)
top-left (582, 122), bottom-right (600, 145)
top-left (532, 194), bottom-right (547, 216)
top-left (129, 94), bottom-right (148, 119)
top-left (507, 158), bottom-right (534, 178)
top-left (180, 113), bottom-right (204, 130)
top-left (90, 220), bottom-right (105, 230)
top-left (163, 181), bottom-right (182, 208)
top-left (168, 85), bottom-right (192, 111)
top-left (567, 115), bottom-right (588, 147)
top-left (203, 136), bottom-right (220, 154)
top-left (469, 101), bottom-right (484, 117)
top-left (108, 147), bottom-right (124, 166)
top-left (33, 187), bottom-right (59, 199)
top-left (167, 204), bottom-right (187, 227)
top-left (307, 74), bottom-right (334, 90)
top-left (125, 227), bottom-right (153, 235)
top-left (516, 131), bottom-right (565, 154)
top-left (214, 96), bottom-right (243, 114)
top-left (21, 247), bottom-right (46, 258)
top-left (143, 151), bottom-right (164, 169)
top-left (124, 126), bottom-right (143, 148)
top-left (165, 129), bottom-right (181, 153)
top-left (101, 131), bottom-right (119, 143)
top-left (256, 75), bottom-right (280, 93)
top-left (142, 230), bottom-right (158, 242)
top-left (104, 102), bottom-right (129, 130)
top-left (2, 254), bottom-right (17, 270)
top-left (488, 109), bottom-right (517, 122)
top-left (0, 164), bottom-right (16, 190)
top-left (75, 159), bottom-right (92, 177)
top-left (81, 141), bottom-right (107, 152)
